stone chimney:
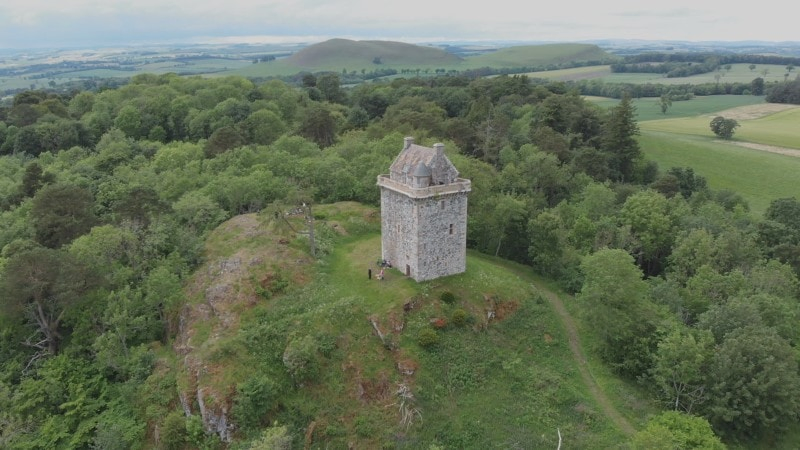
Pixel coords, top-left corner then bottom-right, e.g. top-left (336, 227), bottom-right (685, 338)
top-left (434, 143), bottom-right (444, 158)
top-left (404, 136), bottom-right (414, 149)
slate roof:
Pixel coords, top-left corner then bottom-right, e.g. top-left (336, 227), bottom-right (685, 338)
top-left (389, 138), bottom-right (457, 185)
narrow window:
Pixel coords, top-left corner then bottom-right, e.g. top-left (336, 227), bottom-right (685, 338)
top-left (449, 224), bottom-right (454, 235)
top-left (441, 200), bottom-right (445, 210)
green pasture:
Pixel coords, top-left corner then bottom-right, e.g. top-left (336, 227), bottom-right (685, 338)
top-left (639, 131), bottom-right (800, 214)
top-left (139, 58), bottom-right (250, 74)
top-left (604, 63), bottom-right (793, 85)
top-left (465, 43), bottom-right (617, 69)
top-left (735, 108), bottom-right (800, 149)
top-left (640, 106), bottom-right (800, 149)
top-left (527, 63), bottom-right (794, 85)
top-left (588, 95), bottom-right (766, 122)
top-left (525, 65), bottom-right (613, 80)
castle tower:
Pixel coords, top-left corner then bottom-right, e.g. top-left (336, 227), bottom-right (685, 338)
top-left (377, 137), bottom-right (471, 281)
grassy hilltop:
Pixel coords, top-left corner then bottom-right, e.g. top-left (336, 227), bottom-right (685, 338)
top-left (174, 202), bottom-right (644, 448)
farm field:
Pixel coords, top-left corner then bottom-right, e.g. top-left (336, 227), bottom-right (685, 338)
top-left (463, 43), bottom-right (616, 69)
top-left (587, 94), bottom-right (767, 122)
top-left (529, 63), bottom-right (794, 85)
top-left (638, 102), bottom-right (800, 214)
top-left (640, 104), bottom-right (800, 149)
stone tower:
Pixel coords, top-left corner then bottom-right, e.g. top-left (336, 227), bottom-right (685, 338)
top-left (377, 137), bottom-right (471, 281)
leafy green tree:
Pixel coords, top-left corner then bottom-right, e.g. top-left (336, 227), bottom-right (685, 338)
top-left (248, 424), bottom-right (292, 450)
top-left (658, 93), bottom-right (672, 115)
top-left (650, 328), bottom-right (713, 413)
top-left (751, 77), bottom-right (765, 95)
top-left (381, 96), bottom-right (447, 137)
top-left (485, 193), bottom-right (528, 258)
top-left (282, 335), bottom-right (319, 386)
top-left (231, 374), bottom-right (278, 431)
top-left (298, 104), bottom-right (338, 148)
top-left (528, 210), bottom-right (567, 277)
top-left (240, 109), bottom-right (286, 145)
top-left (31, 183), bottom-right (96, 248)
top-left (0, 248), bottom-right (95, 353)
top-left (69, 224), bottom-right (136, 286)
top-left (602, 93), bottom-right (641, 182)
top-left (705, 325), bottom-right (800, 438)
top-left (160, 410), bottom-right (188, 450)
top-left (578, 248), bottom-right (664, 377)
top-left (13, 126), bottom-right (42, 156)
top-left (19, 162), bottom-right (54, 198)
top-left (37, 119), bottom-right (80, 153)
top-left (620, 189), bottom-right (677, 276)
top-left (316, 72), bottom-right (346, 104)
top-left (205, 125), bottom-right (246, 157)
top-left (709, 116), bottom-right (739, 139)
top-left (114, 104), bottom-right (144, 139)
top-left (173, 191), bottom-right (227, 234)
top-left (629, 411), bottom-right (725, 450)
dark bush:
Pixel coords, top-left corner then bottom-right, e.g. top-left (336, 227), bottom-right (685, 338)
top-left (440, 291), bottom-right (456, 304)
top-left (417, 328), bottom-right (439, 348)
top-left (451, 309), bottom-right (468, 327)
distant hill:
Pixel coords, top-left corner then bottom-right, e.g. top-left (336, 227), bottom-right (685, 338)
top-left (464, 43), bottom-right (620, 68)
top-left (285, 38), bottom-right (462, 69)
top-left (229, 40), bottom-right (620, 78)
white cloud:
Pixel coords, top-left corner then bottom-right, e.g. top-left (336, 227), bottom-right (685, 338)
top-left (0, 0), bottom-right (797, 48)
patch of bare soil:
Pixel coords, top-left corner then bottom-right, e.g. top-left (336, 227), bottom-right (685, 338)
top-left (723, 140), bottom-right (800, 158)
top-left (710, 103), bottom-right (798, 121)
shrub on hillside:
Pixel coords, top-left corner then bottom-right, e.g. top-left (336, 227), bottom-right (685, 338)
top-left (451, 308), bottom-right (468, 327)
top-left (440, 291), bottom-right (456, 304)
top-left (282, 335), bottom-right (319, 385)
top-left (417, 328), bottom-right (439, 348)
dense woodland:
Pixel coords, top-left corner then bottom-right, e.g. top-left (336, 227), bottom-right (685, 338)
top-left (0, 71), bottom-right (799, 448)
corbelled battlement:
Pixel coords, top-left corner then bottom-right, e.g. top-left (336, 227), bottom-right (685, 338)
top-left (376, 174), bottom-right (471, 199)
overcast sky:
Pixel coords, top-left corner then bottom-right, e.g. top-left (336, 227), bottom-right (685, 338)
top-left (0, 0), bottom-right (796, 49)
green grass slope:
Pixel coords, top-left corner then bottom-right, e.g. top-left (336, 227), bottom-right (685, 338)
top-left (640, 103), bottom-right (800, 148)
top-left (587, 94), bottom-right (766, 122)
top-left (640, 131), bottom-right (800, 214)
top-left (176, 202), bottom-right (643, 448)
top-left (638, 102), bottom-right (800, 214)
top-left (465, 43), bottom-right (618, 69)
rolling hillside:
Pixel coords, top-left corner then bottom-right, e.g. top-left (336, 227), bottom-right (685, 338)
top-left (286, 38), bottom-right (463, 69)
top-left (229, 40), bottom-right (618, 77)
top-left (465, 43), bottom-right (619, 68)
top-left (173, 202), bottom-right (645, 448)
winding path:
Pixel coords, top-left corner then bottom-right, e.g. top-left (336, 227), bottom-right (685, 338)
top-left (537, 284), bottom-right (636, 436)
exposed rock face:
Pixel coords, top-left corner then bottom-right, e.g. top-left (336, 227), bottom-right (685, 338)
top-left (172, 214), bottom-right (291, 443)
top-left (197, 382), bottom-right (231, 442)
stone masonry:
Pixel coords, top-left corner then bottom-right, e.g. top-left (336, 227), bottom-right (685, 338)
top-left (377, 137), bottom-right (471, 281)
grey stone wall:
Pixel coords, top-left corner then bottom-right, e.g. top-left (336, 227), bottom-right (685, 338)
top-left (379, 181), bottom-right (469, 282)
